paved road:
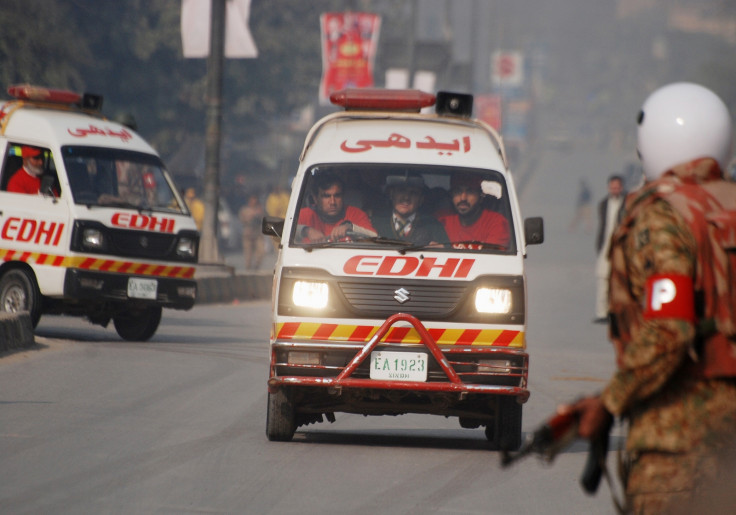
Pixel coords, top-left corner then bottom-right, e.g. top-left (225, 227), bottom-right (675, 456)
top-left (0, 135), bottom-right (630, 514)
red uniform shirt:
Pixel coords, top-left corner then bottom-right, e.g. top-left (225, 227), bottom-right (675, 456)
top-left (298, 205), bottom-right (375, 239)
top-left (7, 167), bottom-right (41, 194)
top-left (440, 209), bottom-right (510, 247)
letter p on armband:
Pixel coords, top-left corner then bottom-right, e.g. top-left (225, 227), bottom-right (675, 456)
top-left (643, 274), bottom-right (695, 322)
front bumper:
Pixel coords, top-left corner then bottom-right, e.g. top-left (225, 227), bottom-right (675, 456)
top-left (63, 268), bottom-right (197, 310)
top-left (268, 313), bottom-right (529, 405)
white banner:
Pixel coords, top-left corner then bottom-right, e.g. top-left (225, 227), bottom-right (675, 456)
top-left (181, 0), bottom-right (258, 58)
top-left (491, 50), bottom-right (524, 88)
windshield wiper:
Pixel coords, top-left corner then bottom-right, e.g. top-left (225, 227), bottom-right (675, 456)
top-left (449, 240), bottom-right (508, 250)
top-left (349, 235), bottom-right (413, 246)
top-left (397, 240), bottom-right (507, 254)
top-left (302, 235), bottom-right (412, 251)
top-left (95, 195), bottom-right (154, 214)
top-left (398, 243), bottom-right (446, 254)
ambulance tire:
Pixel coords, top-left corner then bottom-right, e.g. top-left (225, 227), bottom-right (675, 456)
top-left (113, 305), bottom-right (162, 341)
top-left (485, 396), bottom-right (522, 451)
top-left (0, 268), bottom-right (42, 328)
top-left (266, 389), bottom-right (296, 442)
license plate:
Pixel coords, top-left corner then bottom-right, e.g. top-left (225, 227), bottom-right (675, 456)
top-left (370, 351), bottom-right (428, 382)
top-left (127, 277), bottom-right (158, 300)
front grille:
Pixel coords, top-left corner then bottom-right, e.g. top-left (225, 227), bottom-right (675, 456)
top-left (109, 228), bottom-right (176, 259)
top-left (339, 279), bottom-right (467, 319)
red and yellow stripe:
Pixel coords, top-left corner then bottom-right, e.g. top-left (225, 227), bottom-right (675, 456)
top-left (0, 248), bottom-right (195, 279)
top-left (274, 322), bottom-right (524, 347)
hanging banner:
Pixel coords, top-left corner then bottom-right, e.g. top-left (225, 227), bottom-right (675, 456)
top-left (475, 94), bottom-right (502, 131)
top-left (319, 12), bottom-right (381, 105)
top-left (181, 0), bottom-right (258, 58)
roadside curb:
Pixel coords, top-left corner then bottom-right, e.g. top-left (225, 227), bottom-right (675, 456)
top-left (195, 266), bottom-right (273, 305)
top-left (0, 312), bottom-right (35, 353)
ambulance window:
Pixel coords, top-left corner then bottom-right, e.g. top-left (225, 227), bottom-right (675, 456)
top-left (292, 164), bottom-right (515, 253)
top-left (60, 146), bottom-right (186, 213)
top-left (1, 144), bottom-right (59, 196)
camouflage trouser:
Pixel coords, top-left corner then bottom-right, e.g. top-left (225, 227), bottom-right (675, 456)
top-left (624, 449), bottom-right (735, 514)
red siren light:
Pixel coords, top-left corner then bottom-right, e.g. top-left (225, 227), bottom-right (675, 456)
top-left (7, 84), bottom-right (82, 105)
top-left (330, 88), bottom-right (436, 112)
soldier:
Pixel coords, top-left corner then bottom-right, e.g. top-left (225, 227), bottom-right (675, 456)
top-left (561, 83), bottom-right (736, 513)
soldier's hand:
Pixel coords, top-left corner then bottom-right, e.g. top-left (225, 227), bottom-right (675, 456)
top-left (557, 396), bottom-right (612, 440)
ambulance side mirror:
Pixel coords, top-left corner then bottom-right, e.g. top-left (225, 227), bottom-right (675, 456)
top-left (40, 175), bottom-right (57, 199)
top-left (524, 217), bottom-right (544, 245)
top-left (262, 216), bottom-right (284, 238)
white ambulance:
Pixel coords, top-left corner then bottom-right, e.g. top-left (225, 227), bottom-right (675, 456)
top-left (263, 89), bottom-right (543, 449)
top-left (0, 85), bottom-right (198, 341)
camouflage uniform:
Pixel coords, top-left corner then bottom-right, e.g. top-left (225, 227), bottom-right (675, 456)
top-left (600, 159), bottom-right (736, 514)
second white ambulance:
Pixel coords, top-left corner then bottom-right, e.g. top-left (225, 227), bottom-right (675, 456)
top-left (0, 85), bottom-right (198, 341)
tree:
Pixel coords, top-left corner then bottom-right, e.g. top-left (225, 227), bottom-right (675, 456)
top-left (0, 0), bottom-right (92, 90)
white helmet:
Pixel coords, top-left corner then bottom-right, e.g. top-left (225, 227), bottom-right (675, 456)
top-left (637, 82), bottom-right (733, 181)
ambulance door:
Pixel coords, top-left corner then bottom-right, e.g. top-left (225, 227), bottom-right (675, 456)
top-left (0, 143), bottom-right (71, 296)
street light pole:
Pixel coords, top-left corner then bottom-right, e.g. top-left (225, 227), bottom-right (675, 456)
top-left (200, 0), bottom-right (225, 263)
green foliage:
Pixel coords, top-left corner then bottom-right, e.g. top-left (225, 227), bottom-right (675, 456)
top-left (0, 0), bottom-right (92, 89)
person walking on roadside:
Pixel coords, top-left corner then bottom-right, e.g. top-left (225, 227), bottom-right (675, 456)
top-left (239, 193), bottom-right (266, 270)
top-left (594, 174), bottom-right (625, 323)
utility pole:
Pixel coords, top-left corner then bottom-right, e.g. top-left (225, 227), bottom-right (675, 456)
top-left (200, 0), bottom-right (225, 263)
top-left (407, 0), bottom-right (418, 88)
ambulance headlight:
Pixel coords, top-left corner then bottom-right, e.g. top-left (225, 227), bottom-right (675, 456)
top-left (292, 281), bottom-right (329, 309)
top-left (82, 228), bottom-right (105, 249)
top-left (176, 237), bottom-right (196, 258)
top-left (475, 287), bottom-right (512, 314)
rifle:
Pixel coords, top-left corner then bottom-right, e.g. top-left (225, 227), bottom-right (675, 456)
top-left (500, 409), bottom-right (612, 494)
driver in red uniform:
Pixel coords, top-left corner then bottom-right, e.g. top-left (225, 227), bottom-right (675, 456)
top-left (297, 173), bottom-right (376, 243)
top-left (7, 146), bottom-right (45, 194)
top-left (440, 173), bottom-right (510, 248)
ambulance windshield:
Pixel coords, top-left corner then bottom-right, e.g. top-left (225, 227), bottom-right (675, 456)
top-left (292, 164), bottom-right (516, 254)
top-left (60, 146), bottom-right (186, 213)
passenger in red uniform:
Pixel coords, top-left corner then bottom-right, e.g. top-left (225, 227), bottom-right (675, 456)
top-left (7, 146), bottom-right (44, 194)
top-left (297, 173), bottom-right (376, 243)
top-left (440, 173), bottom-right (510, 248)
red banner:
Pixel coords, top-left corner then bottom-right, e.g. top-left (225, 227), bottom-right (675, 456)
top-left (475, 94), bottom-right (503, 131)
top-left (319, 12), bottom-right (381, 105)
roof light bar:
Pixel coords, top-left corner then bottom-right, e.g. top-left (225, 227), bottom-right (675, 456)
top-left (8, 84), bottom-right (82, 105)
top-left (330, 88), bottom-right (436, 112)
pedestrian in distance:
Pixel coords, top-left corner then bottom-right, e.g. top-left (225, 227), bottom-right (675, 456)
top-left (184, 187), bottom-right (205, 231)
top-left (239, 193), bottom-right (266, 270)
top-left (594, 174), bottom-right (625, 323)
top-left (560, 83), bottom-right (736, 514)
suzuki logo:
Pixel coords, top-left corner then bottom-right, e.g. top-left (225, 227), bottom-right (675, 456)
top-left (394, 287), bottom-right (410, 304)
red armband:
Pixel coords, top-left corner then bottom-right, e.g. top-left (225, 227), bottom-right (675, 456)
top-left (643, 274), bottom-right (695, 322)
